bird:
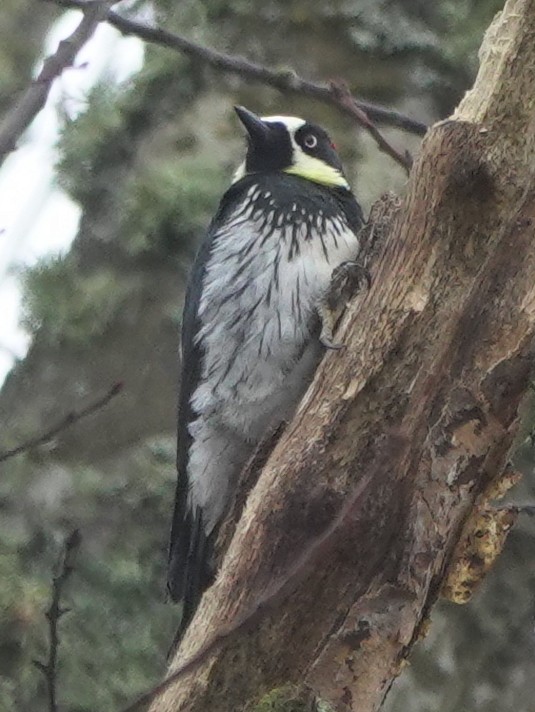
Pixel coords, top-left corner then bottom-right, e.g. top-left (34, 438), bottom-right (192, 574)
top-left (168, 105), bottom-right (365, 639)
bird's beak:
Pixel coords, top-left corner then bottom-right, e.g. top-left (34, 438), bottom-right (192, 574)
top-left (234, 106), bottom-right (271, 144)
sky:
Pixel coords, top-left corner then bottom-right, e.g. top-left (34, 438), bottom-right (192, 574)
top-left (0, 9), bottom-right (144, 384)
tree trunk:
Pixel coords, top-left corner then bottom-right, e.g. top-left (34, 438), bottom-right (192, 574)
top-left (152, 1), bottom-right (535, 710)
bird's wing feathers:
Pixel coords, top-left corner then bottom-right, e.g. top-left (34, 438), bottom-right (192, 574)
top-left (167, 187), bottom-right (241, 624)
top-left (334, 186), bottom-right (365, 234)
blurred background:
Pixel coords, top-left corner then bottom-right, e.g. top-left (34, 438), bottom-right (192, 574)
top-left (1, 1), bottom-right (534, 710)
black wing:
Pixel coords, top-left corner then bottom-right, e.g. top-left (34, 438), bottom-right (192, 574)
top-left (333, 186), bottom-right (365, 235)
top-left (167, 182), bottom-right (245, 638)
top-left (167, 229), bottom-right (214, 633)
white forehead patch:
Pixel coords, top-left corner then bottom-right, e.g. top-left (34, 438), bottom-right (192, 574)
top-left (260, 115), bottom-right (306, 133)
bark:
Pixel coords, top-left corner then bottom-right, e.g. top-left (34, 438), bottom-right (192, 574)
top-left (151, 1), bottom-right (535, 710)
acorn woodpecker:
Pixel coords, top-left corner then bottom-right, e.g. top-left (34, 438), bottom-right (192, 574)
top-left (168, 106), bottom-right (365, 635)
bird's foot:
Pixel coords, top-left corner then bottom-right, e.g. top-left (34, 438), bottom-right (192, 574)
top-left (317, 260), bottom-right (371, 350)
top-left (329, 260), bottom-right (372, 302)
top-left (319, 316), bottom-right (345, 350)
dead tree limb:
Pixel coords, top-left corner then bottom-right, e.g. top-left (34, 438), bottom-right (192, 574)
top-left (151, 1), bottom-right (535, 710)
top-left (33, 530), bottom-right (81, 712)
top-left (0, 0), bottom-right (115, 167)
top-left (0, 381), bottom-right (123, 463)
top-left (41, 0), bottom-right (427, 153)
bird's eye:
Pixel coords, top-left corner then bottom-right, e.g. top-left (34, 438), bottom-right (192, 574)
top-left (304, 134), bottom-right (318, 149)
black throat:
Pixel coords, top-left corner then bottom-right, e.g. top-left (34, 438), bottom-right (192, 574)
top-left (244, 123), bottom-right (293, 173)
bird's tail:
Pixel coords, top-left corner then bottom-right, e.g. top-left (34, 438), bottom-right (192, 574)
top-left (167, 498), bottom-right (214, 653)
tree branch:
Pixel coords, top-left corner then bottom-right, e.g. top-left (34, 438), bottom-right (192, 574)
top-left (41, 0), bottom-right (426, 172)
top-left (329, 81), bottom-right (414, 171)
top-left (147, 2), bottom-right (535, 711)
top-left (33, 530), bottom-right (82, 712)
top-left (0, 381), bottom-right (123, 463)
top-left (0, 0), bottom-right (115, 167)
top-left (119, 433), bottom-right (404, 712)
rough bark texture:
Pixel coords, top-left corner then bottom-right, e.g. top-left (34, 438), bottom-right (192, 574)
top-left (152, 1), bottom-right (535, 710)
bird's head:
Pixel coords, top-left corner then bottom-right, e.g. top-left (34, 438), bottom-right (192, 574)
top-left (232, 105), bottom-right (350, 190)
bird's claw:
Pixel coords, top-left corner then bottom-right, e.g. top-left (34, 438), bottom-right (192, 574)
top-left (316, 260), bottom-right (370, 351)
top-left (329, 260), bottom-right (371, 302)
top-left (320, 330), bottom-right (345, 350)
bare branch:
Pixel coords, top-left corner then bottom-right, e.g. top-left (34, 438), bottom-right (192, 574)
top-left (0, 0), bottom-right (115, 166)
top-left (33, 530), bottom-right (82, 712)
top-left (40, 0), bottom-right (427, 156)
top-left (0, 381), bottom-right (123, 463)
top-left (329, 81), bottom-right (413, 173)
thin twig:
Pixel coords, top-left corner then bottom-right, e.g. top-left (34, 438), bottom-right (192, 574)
top-left (119, 433), bottom-right (405, 712)
top-left (330, 81), bottom-right (413, 173)
top-left (0, 381), bottom-right (123, 463)
top-left (0, 0), bottom-right (115, 166)
top-left (40, 0), bottom-right (427, 144)
top-left (33, 530), bottom-right (82, 712)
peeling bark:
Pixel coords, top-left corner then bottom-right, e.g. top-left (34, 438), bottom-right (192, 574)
top-left (151, 1), bottom-right (535, 710)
